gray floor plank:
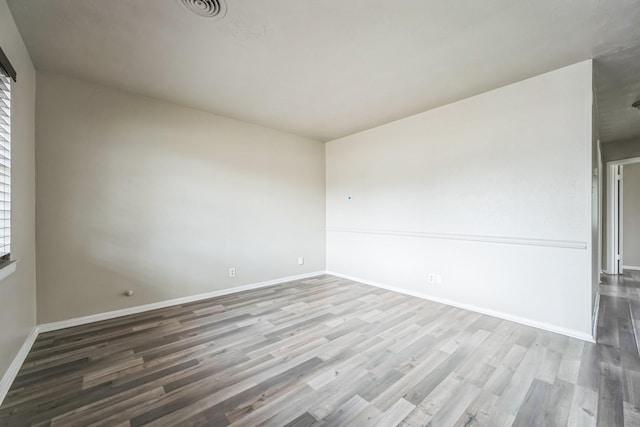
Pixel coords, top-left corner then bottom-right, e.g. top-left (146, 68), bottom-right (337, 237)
top-left (1, 272), bottom-right (640, 425)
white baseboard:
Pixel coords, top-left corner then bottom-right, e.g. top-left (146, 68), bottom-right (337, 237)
top-left (38, 271), bottom-right (326, 333)
top-left (0, 327), bottom-right (39, 405)
top-left (1, 268), bottom-right (595, 407)
top-left (0, 271), bottom-right (326, 406)
top-left (327, 271), bottom-right (595, 343)
top-left (623, 265), bottom-right (640, 271)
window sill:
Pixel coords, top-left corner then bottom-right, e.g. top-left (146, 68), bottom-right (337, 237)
top-left (0, 260), bottom-right (18, 282)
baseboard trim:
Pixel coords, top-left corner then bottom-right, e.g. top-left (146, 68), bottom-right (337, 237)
top-left (1, 271), bottom-right (326, 405)
top-left (0, 327), bottom-right (39, 405)
top-left (38, 271), bottom-right (326, 333)
top-left (1, 269), bottom-right (595, 407)
top-left (327, 270), bottom-right (595, 343)
top-left (623, 265), bottom-right (640, 271)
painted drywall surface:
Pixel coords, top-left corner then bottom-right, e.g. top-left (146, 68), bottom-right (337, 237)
top-left (603, 138), bottom-right (640, 163)
top-left (602, 169), bottom-right (608, 272)
top-left (8, 0), bottom-right (640, 141)
top-left (623, 163), bottom-right (640, 268)
top-left (591, 73), bottom-right (601, 315)
top-left (326, 61), bottom-right (594, 336)
top-left (0, 0), bottom-right (37, 378)
top-left (35, 73), bottom-right (326, 323)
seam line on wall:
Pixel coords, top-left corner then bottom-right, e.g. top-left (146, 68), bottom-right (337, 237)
top-left (326, 226), bottom-right (587, 249)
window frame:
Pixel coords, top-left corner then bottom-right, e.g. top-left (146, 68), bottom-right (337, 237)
top-left (0, 46), bottom-right (16, 272)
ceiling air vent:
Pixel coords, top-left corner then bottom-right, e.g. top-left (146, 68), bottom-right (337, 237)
top-left (178, 0), bottom-right (227, 19)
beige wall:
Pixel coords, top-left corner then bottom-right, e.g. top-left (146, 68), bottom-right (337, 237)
top-left (326, 61), bottom-right (594, 339)
top-left (0, 0), bottom-right (37, 377)
top-left (624, 163), bottom-right (640, 268)
top-left (35, 73), bottom-right (326, 323)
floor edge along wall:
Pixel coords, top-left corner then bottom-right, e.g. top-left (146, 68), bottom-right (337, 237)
top-left (0, 271), bottom-right (325, 405)
top-left (327, 271), bottom-right (595, 343)
top-left (0, 269), bottom-right (595, 406)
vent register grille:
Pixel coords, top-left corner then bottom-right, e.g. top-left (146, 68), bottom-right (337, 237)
top-left (178, 0), bottom-right (226, 18)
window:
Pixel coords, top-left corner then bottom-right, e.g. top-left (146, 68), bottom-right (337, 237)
top-left (0, 46), bottom-right (15, 269)
top-left (0, 74), bottom-right (10, 267)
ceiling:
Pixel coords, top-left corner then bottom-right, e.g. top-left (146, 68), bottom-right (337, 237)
top-left (595, 44), bottom-right (640, 144)
top-left (7, 0), bottom-right (640, 141)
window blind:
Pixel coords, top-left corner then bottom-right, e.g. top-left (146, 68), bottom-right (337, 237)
top-left (0, 74), bottom-right (10, 267)
top-left (0, 47), bottom-right (16, 83)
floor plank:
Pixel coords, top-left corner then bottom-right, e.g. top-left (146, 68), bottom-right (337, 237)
top-left (1, 273), bottom-right (639, 426)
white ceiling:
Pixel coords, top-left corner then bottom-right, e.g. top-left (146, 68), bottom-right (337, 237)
top-left (7, 0), bottom-right (640, 141)
top-left (595, 44), bottom-right (640, 144)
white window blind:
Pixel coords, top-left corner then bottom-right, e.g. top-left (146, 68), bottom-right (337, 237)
top-left (0, 74), bottom-right (10, 266)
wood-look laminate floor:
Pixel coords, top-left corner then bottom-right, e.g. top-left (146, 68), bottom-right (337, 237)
top-left (1, 273), bottom-right (639, 426)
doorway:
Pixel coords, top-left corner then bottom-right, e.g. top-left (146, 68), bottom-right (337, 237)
top-left (606, 156), bottom-right (640, 275)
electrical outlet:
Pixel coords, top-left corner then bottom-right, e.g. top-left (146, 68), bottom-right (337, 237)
top-left (298, 257), bottom-right (304, 265)
top-left (428, 273), bottom-right (436, 284)
top-left (229, 267), bottom-right (236, 278)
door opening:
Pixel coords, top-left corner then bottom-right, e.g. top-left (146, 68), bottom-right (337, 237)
top-left (606, 157), bottom-right (640, 275)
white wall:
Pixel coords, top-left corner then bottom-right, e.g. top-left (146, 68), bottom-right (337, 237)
top-left (326, 61), bottom-right (594, 339)
top-left (0, 0), bottom-right (37, 377)
top-left (603, 138), bottom-right (640, 163)
top-left (35, 73), bottom-right (325, 323)
top-left (623, 163), bottom-right (640, 268)
top-left (591, 71), bottom-right (601, 322)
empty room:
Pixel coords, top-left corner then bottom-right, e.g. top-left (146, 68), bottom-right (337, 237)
top-left (1, 0), bottom-right (640, 426)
